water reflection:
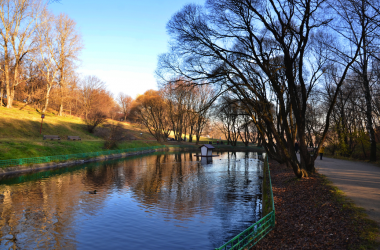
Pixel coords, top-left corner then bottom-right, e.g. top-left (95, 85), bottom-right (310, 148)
top-left (200, 156), bottom-right (213, 165)
top-left (0, 151), bottom-right (262, 250)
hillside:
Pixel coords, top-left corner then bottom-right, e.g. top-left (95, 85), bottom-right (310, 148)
top-left (0, 102), bottom-right (161, 160)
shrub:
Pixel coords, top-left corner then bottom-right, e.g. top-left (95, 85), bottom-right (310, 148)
top-left (103, 122), bottom-right (126, 149)
top-left (84, 111), bottom-right (107, 133)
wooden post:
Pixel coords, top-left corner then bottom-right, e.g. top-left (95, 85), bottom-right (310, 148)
top-left (40, 114), bottom-right (45, 134)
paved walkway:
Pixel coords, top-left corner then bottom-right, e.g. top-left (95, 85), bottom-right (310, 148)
top-left (314, 157), bottom-right (380, 246)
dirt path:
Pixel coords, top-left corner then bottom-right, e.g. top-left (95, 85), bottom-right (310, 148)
top-left (315, 157), bottom-right (380, 232)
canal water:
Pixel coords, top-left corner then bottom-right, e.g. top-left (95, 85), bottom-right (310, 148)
top-left (0, 151), bottom-right (263, 250)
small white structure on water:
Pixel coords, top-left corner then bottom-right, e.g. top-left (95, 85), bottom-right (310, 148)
top-left (200, 144), bottom-right (215, 156)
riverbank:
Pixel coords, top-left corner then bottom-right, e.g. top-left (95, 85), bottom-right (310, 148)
top-left (254, 160), bottom-right (379, 250)
top-left (0, 147), bottom-right (166, 176)
top-left (0, 145), bottom-right (198, 176)
top-left (0, 143), bottom-right (262, 176)
top-left (0, 139), bottom-right (162, 160)
top-left (0, 151), bottom-right (264, 249)
top-left (171, 141), bottom-right (264, 151)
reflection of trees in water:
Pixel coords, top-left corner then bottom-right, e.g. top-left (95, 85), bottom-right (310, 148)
top-left (0, 160), bottom-right (124, 249)
top-left (208, 158), bottom-right (262, 248)
top-left (175, 153), bottom-right (182, 162)
top-left (122, 152), bottom-right (262, 246)
top-left (0, 151), bottom-right (262, 249)
top-left (230, 151), bottom-right (237, 160)
top-left (0, 154), bottom-right (170, 248)
top-left (126, 153), bottom-right (215, 220)
top-left (0, 172), bottom-right (87, 249)
top-left (84, 163), bottom-right (115, 187)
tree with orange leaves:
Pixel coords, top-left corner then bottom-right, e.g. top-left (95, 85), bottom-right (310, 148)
top-left (132, 90), bottom-right (171, 142)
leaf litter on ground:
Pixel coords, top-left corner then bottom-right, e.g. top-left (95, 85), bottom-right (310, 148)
top-left (254, 160), bottom-right (379, 250)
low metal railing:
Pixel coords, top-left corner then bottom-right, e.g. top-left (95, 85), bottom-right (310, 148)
top-left (215, 155), bottom-right (275, 250)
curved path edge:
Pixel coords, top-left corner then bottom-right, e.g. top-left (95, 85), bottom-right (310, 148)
top-left (315, 157), bottom-right (380, 246)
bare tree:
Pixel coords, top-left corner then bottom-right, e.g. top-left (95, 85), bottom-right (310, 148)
top-left (54, 13), bottom-right (82, 116)
top-left (33, 10), bottom-right (59, 113)
top-left (162, 80), bottom-right (189, 141)
top-left (192, 84), bottom-right (214, 144)
top-left (84, 111), bottom-right (107, 133)
top-left (239, 113), bottom-right (254, 147)
top-left (79, 75), bottom-right (106, 119)
top-left (0, 68), bottom-right (4, 106)
top-left (103, 122), bottom-right (125, 149)
top-left (157, 0), bottom-right (365, 178)
top-left (215, 96), bottom-right (241, 146)
top-left (17, 60), bottom-right (46, 110)
top-left (64, 72), bottom-right (80, 116)
top-left (0, 0), bottom-right (46, 108)
top-left (337, 0), bottom-right (380, 162)
top-left (132, 90), bottom-right (171, 142)
top-left (118, 93), bottom-right (133, 121)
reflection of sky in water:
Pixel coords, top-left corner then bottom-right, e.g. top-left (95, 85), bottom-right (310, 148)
top-left (0, 151), bottom-right (262, 250)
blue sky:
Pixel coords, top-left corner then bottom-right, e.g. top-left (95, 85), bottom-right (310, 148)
top-left (50, 0), bottom-right (205, 99)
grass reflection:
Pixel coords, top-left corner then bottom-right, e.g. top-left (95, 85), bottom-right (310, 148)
top-left (0, 151), bottom-right (262, 249)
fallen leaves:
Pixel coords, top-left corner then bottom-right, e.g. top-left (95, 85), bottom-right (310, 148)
top-left (254, 160), bottom-right (374, 250)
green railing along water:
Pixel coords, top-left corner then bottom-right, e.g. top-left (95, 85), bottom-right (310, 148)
top-left (0, 145), bottom-right (194, 168)
top-left (215, 154), bottom-right (275, 250)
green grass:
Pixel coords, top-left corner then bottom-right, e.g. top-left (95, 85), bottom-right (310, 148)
top-left (319, 174), bottom-right (380, 250)
top-left (0, 105), bottom-right (99, 140)
top-left (0, 104), bottom-right (161, 161)
top-left (0, 103), bottom-right (257, 162)
top-left (0, 139), bottom-right (162, 160)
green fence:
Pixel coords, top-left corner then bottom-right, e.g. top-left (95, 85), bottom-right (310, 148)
top-left (215, 154), bottom-right (275, 250)
top-left (0, 145), bottom-right (194, 168)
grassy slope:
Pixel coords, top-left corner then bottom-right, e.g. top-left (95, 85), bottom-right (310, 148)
top-left (0, 103), bottom-right (161, 160)
top-left (0, 102), bottom-right (257, 161)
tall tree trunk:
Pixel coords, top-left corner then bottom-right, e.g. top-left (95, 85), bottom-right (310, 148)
top-left (58, 69), bottom-right (65, 116)
top-left (363, 80), bottom-right (376, 161)
top-left (183, 125), bottom-right (187, 141)
top-left (6, 82), bottom-right (12, 108)
top-left (58, 86), bottom-right (64, 116)
top-left (0, 81), bottom-right (3, 107)
top-left (4, 61), bottom-right (12, 108)
top-left (42, 85), bottom-right (52, 113)
top-left (355, 1), bottom-right (377, 162)
top-left (362, 32), bottom-right (376, 161)
top-left (189, 125), bottom-right (193, 142)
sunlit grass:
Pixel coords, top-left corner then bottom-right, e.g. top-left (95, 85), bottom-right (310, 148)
top-left (0, 102), bottom-right (256, 161)
top-left (0, 104), bottom-right (97, 140)
top-left (0, 138), bottom-right (162, 160)
top-left (0, 103), bottom-right (160, 160)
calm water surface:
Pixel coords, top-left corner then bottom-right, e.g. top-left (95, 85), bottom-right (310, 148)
top-left (0, 151), bottom-right (263, 249)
